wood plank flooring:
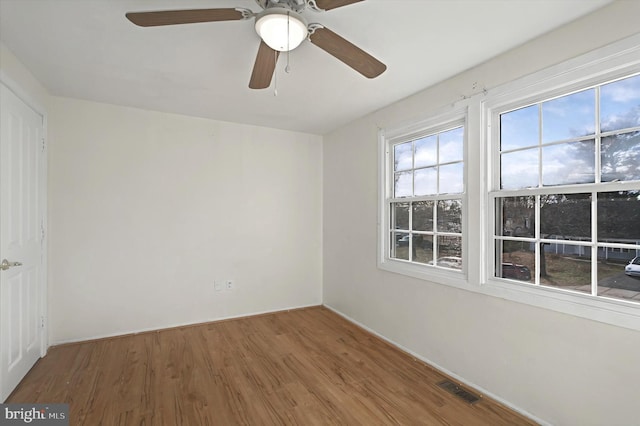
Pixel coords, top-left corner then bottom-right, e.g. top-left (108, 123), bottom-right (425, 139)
top-left (7, 306), bottom-right (536, 425)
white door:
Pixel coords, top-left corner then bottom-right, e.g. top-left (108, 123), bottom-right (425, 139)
top-left (0, 82), bottom-right (46, 402)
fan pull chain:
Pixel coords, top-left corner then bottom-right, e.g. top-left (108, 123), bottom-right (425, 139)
top-left (285, 12), bottom-right (291, 74)
top-left (286, 51), bottom-right (291, 73)
top-left (286, 52), bottom-right (291, 74)
top-left (274, 49), bottom-right (278, 97)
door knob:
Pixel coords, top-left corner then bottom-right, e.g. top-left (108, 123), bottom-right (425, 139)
top-left (0, 259), bottom-right (22, 271)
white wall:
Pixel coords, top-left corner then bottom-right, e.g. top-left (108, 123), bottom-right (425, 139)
top-left (0, 43), bottom-right (49, 110)
top-left (323, 2), bottom-right (640, 425)
top-left (48, 97), bottom-right (322, 343)
top-left (2, 42), bottom-right (323, 345)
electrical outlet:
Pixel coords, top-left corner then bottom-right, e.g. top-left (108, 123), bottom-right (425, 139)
top-left (225, 280), bottom-right (234, 290)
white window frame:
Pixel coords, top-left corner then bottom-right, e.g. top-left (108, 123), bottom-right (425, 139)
top-left (481, 34), bottom-right (640, 330)
top-left (378, 107), bottom-right (469, 287)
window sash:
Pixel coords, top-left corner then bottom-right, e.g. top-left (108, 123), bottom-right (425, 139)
top-left (489, 73), bottom-right (640, 304)
top-left (381, 114), bottom-right (467, 272)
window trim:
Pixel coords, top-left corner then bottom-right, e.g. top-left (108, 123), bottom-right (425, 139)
top-left (378, 106), bottom-right (469, 287)
top-left (481, 33), bottom-right (640, 330)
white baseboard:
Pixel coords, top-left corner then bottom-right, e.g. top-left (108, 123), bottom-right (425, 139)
top-left (52, 303), bottom-right (321, 346)
top-left (323, 303), bottom-right (549, 426)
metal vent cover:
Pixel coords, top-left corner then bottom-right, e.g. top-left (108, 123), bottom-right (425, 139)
top-left (437, 380), bottom-right (481, 404)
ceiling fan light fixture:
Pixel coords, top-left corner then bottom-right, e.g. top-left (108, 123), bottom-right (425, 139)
top-left (255, 9), bottom-right (308, 52)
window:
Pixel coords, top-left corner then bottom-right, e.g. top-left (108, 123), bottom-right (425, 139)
top-left (380, 114), bottom-right (466, 278)
top-left (491, 73), bottom-right (640, 304)
top-left (377, 34), bottom-right (640, 330)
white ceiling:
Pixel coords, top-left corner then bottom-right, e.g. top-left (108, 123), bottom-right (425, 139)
top-left (0, 0), bottom-right (613, 135)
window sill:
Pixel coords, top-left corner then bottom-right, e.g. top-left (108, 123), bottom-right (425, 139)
top-left (479, 278), bottom-right (640, 331)
top-left (378, 258), bottom-right (469, 290)
top-left (378, 257), bottom-right (640, 331)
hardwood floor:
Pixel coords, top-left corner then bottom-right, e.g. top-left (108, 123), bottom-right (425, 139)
top-left (7, 306), bottom-right (536, 425)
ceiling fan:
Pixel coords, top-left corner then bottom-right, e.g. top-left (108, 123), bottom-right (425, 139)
top-left (126, 0), bottom-right (386, 89)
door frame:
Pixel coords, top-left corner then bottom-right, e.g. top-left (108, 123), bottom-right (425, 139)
top-left (0, 72), bottom-right (48, 359)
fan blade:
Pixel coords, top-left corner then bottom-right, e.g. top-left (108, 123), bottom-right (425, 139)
top-left (309, 26), bottom-right (386, 78)
top-left (249, 41), bottom-right (280, 89)
top-left (314, 0), bottom-right (364, 11)
top-left (126, 8), bottom-right (244, 27)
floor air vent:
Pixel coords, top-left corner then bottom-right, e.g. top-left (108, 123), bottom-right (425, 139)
top-left (437, 380), bottom-right (481, 404)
